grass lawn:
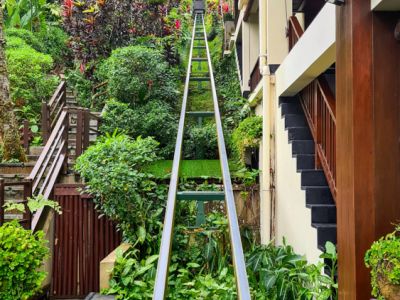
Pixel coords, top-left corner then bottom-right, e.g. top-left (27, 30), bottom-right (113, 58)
top-left (145, 160), bottom-right (222, 179)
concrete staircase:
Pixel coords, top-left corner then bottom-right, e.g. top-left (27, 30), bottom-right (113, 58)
top-left (280, 97), bottom-right (337, 251)
top-left (0, 146), bottom-right (43, 226)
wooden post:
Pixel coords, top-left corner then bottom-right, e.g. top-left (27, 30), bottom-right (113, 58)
top-left (336, 2), bottom-right (400, 298)
top-left (315, 81), bottom-right (322, 169)
top-left (62, 108), bottom-right (69, 174)
top-left (83, 109), bottom-right (90, 152)
top-left (22, 119), bottom-right (29, 153)
top-left (0, 179), bottom-right (4, 226)
top-left (23, 179), bottom-right (33, 229)
top-left (61, 80), bottom-right (67, 107)
top-left (41, 101), bottom-right (50, 143)
top-left (76, 109), bottom-right (83, 157)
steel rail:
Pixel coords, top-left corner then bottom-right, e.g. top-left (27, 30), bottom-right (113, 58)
top-left (153, 12), bottom-right (251, 299)
top-left (200, 14), bottom-right (251, 299)
top-left (153, 13), bottom-right (199, 299)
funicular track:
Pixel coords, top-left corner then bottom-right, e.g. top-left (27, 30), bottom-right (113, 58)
top-left (153, 10), bottom-right (251, 300)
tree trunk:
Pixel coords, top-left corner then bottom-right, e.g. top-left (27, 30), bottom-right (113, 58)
top-left (0, 6), bottom-right (26, 162)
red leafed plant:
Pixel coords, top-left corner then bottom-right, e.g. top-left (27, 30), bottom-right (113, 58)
top-left (175, 19), bottom-right (181, 30)
top-left (63, 0), bottom-right (179, 63)
top-left (63, 0), bottom-right (73, 17)
top-left (222, 2), bottom-right (230, 14)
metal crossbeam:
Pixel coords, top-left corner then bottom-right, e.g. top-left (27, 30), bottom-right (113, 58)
top-left (192, 57), bottom-right (207, 62)
top-left (177, 191), bottom-right (225, 201)
top-left (190, 77), bottom-right (210, 82)
top-left (186, 111), bottom-right (214, 118)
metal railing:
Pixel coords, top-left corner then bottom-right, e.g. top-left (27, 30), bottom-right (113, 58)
top-left (153, 12), bottom-right (251, 300)
top-left (288, 15), bottom-right (337, 200)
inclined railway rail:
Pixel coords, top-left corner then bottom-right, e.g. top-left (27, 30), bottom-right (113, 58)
top-left (153, 8), bottom-right (251, 300)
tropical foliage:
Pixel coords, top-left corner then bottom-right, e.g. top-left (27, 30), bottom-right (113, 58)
top-left (0, 221), bottom-right (49, 300)
top-left (96, 45), bottom-right (179, 107)
top-left (6, 41), bottom-right (59, 120)
top-left (365, 225), bottom-right (400, 299)
top-left (231, 116), bottom-right (263, 164)
top-left (74, 133), bottom-right (166, 244)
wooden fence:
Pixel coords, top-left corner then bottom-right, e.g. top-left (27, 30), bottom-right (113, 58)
top-left (52, 185), bottom-right (121, 299)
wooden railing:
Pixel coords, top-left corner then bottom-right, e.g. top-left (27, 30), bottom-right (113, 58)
top-left (29, 107), bottom-right (100, 232)
top-left (68, 108), bottom-right (101, 159)
top-left (288, 15), bottom-right (337, 199)
top-left (249, 60), bottom-right (261, 93)
top-left (29, 108), bottom-right (69, 231)
top-left (41, 81), bottom-right (67, 143)
top-left (20, 119), bottom-right (32, 152)
top-left (287, 16), bottom-right (304, 50)
top-left (300, 79), bottom-right (336, 198)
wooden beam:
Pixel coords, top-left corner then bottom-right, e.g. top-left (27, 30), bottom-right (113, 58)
top-left (243, 0), bottom-right (255, 22)
top-left (336, 1), bottom-right (400, 298)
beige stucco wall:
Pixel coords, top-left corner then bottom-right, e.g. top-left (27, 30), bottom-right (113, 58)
top-left (241, 12), bottom-right (259, 92)
top-left (266, 1), bottom-right (291, 65)
top-left (274, 103), bottom-right (322, 264)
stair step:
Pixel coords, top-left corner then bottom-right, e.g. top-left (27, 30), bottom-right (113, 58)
top-left (312, 223), bottom-right (337, 249)
top-left (27, 155), bottom-right (40, 162)
top-left (285, 114), bottom-right (308, 128)
top-left (302, 186), bottom-right (335, 205)
top-left (294, 154), bottom-right (315, 170)
top-left (309, 204), bottom-right (336, 223)
top-left (279, 96), bottom-right (297, 105)
top-left (280, 102), bottom-right (303, 116)
top-left (300, 170), bottom-right (328, 186)
top-left (291, 140), bottom-right (315, 155)
top-left (193, 46), bottom-right (206, 49)
top-left (287, 127), bottom-right (312, 141)
top-left (29, 146), bottom-right (44, 156)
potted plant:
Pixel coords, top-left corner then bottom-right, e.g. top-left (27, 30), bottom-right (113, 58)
top-left (365, 225), bottom-right (400, 300)
top-left (221, 2), bottom-right (235, 50)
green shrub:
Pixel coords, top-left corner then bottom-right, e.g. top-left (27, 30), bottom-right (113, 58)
top-left (96, 46), bottom-right (180, 106)
top-left (5, 28), bottom-right (42, 52)
top-left (104, 249), bottom-right (158, 299)
top-left (6, 46), bottom-right (59, 120)
top-left (75, 134), bottom-right (166, 245)
top-left (247, 240), bottom-right (337, 299)
top-left (231, 116), bottom-right (262, 164)
top-left (66, 69), bottom-right (93, 108)
top-left (101, 100), bottom-right (178, 158)
top-left (5, 36), bottom-right (28, 49)
top-left (365, 226), bottom-right (400, 299)
top-left (184, 123), bottom-right (218, 159)
top-left (0, 221), bottom-right (49, 300)
top-left (35, 26), bottom-right (71, 66)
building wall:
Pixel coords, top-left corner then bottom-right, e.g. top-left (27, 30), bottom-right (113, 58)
top-left (241, 12), bottom-right (259, 92)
